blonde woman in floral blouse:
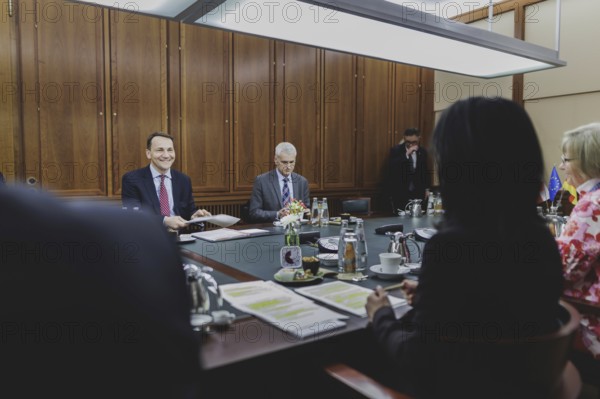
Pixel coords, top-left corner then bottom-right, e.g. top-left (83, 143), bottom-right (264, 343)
top-left (557, 122), bottom-right (600, 358)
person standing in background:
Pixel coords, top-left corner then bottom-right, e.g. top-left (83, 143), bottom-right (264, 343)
top-left (387, 128), bottom-right (431, 213)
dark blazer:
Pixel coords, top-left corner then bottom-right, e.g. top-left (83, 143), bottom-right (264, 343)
top-left (0, 187), bottom-right (200, 399)
top-left (122, 165), bottom-right (197, 220)
top-left (249, 169), bottom-right (310, 222)
top-left (370, 222), bottom-right (563, 398)
top-left (387, 143), bottom-right (430, 212)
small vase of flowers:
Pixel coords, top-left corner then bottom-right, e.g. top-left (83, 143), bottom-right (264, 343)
top-left (281, 198), bottom-right (307, 246)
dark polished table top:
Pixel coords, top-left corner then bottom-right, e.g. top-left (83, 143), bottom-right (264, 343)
top-left (180, 215), bottom-right (440, 370)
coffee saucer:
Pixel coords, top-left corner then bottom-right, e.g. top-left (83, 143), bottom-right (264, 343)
top-left (190, 314), bottom-right (212, 329)
top-left (370, 264), bottom-right (410, 280)
top-left (177, 234), bottom-right (196, 243)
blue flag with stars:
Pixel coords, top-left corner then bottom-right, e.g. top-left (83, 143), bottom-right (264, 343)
top-left (548, 166), bottom-right (561, 202)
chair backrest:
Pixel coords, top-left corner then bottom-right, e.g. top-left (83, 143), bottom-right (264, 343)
top-left (325, 301), bottom-right (580, 399)
top-left (240, 200), bottom-right (251, 224)
top-left (341, 197), bottom-right (371, 215)
top-left (424, 301), bottom-right (581, 398)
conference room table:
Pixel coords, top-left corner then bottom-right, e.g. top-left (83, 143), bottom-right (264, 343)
top-left (180, 215), bottom-right (440, 396)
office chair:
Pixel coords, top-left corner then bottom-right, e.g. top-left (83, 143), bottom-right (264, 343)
top-left (325, 301), bottom-right (581, 399)
top-left (562, 296), bottom-right (600, 398)
top-left (341, 197), bottom-right (371, 215)
top-left (240, 200), bottom-right (251, 224)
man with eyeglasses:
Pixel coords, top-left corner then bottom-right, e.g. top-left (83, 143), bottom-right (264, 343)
top-left (387, 128), bottom-right (431, 213)
top-left (248, 142), bottom-right (310, 222)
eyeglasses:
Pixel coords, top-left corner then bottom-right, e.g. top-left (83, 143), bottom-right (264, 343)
top-left (278, 160), bottom-right (296, 165)
top-left (560, 155), bottom-right (577, 164)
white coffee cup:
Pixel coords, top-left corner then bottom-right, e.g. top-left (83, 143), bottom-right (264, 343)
top-left (379, 253), bottom-right (403, 274)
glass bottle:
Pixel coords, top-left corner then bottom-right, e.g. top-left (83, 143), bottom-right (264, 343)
top-left (354, 219), bottom-right (368, 271)
top-left (337, 219), bottom-right (349, 272)
top-left (342, 233), bottom-right (358, 273)
top-left (320, 197), bottom-right (329, 226)
top-left (427, 192), bottom-right (435, 215)
top-left (310, 197), bottom-right (320, 226)
top-left (434, 193), bottom-right (443, 215)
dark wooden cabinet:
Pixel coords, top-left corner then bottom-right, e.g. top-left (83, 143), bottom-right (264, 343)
top-left (357, 57), bottom-right (394, 189)
top-left (277, 42), bottom-right (321, 189)
top-left (109, 11), bottom-right (168, 195)
top-left (232, 33), bottom-right (274, 191)
top-left (393, 64), bottom-right (421, 142)
top-left (180, 25), bottom-right (230, 194)
top-left (322, 50), bottom-right (357, 189)
top-left (21, 0), bottom-right (106, 195)
top-left (0, 5), bottom-right (20, 184)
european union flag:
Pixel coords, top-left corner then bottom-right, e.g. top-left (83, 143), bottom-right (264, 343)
top-left (548, 166), bottom-right (561, 202)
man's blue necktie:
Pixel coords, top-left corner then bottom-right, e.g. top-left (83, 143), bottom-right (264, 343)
top-left (282, 177), bottom-right (290, 206)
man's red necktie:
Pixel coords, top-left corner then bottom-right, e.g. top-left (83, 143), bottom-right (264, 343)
top-left (159, 175), bottom-right (170, 217)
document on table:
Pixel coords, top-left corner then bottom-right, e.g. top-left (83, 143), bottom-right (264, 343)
top-left (220, 281), bottom-right (348, 338)
top-left (186, 214), bottom-right (240, 227)
top-left (192, 228), bottom-right (270, 242)
top-left (295, 281), bottom-right (407, 317)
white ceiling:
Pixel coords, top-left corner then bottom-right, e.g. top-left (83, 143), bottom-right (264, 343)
top-left (385, 0), bottom-right (501, 19)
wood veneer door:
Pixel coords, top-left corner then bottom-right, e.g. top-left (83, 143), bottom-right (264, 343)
top-left (110, 11), bottom-right (167, 195)
top-left (0, 7), bottom-right (20, 183)
top-left (36, 0), bottom-right (105, 195)
top-left (279, 42), bottom-right (320, 189)
top-left (232, 33), bottom-right (274, 191)
top-left (358, 57), bottom-right (393, 189)
top-left (394, 64), bottom-right (421, 143)
top-left (180, 25), bottom-right (230, 194)
top-left (323, 50), bottom-right (356, 189)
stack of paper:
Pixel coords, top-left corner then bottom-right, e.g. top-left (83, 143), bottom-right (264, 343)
top-left (192, 228), bottom-right (269, 242)
top-left (220, 281), bottom-right (348, 338)
top-left (295, 281), bottom-right (407, 317)
top-left (186, 214), bottom-right (240, 227)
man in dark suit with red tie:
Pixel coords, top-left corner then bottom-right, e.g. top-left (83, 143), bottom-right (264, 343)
top-left (122, 132), bottom-right (210, 231)
top-left (387, 128), bottom-right (431, 213)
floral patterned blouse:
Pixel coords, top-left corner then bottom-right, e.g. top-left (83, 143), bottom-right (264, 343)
top-left (557, 178), bottom-right (600, 357)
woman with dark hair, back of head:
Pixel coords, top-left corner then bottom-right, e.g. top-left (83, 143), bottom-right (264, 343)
top-left (432, 96), bottom-right (544, 233)
top-left (366, 97), bottom-right (563, 398)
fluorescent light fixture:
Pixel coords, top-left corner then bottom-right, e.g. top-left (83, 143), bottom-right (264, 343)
top-left (186, 0), bottom-right (565, 78)
top-left (69, 0), bottom-right (565, 78)
top-left (71, 0), bottom-right (197, 18)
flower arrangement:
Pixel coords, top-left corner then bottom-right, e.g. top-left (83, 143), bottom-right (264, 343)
top-left (287, 198), bottom-right (307, 216)
top-left (280, 198), bottom-right (307, 227)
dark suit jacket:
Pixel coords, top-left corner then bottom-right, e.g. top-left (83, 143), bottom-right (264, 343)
top-left (387, 143), bottom-right (430, 211)
top-left (371, 222), bottom-right (563, 398)
top-left (249, 169), bottom-right (310, 222)
top-left (0, 187), bottom-right (200, 399)
top-left (122, 165), bottom-right (197, 220)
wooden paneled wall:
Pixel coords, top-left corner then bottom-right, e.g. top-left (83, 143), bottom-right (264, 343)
top-left (1, 0), bottom-right (434, 212)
